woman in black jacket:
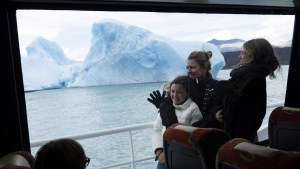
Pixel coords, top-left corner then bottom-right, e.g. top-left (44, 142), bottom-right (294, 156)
top-left (148, 51), bottom-right (223, 129)
top-left (215, 38), bottom-right (281, 142)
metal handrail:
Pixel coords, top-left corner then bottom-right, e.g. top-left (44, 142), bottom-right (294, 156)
top-left (30, 122), bottom-right (155, 169)
top-left (266, 102), bottom-right (284, 109)
top-left (30, 102), bottom-right (284, 169)
top-left (30, 122), bottom-right (154, 147)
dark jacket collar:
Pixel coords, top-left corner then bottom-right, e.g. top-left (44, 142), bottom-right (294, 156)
top-left (230, 63), bottom-right (269, 78)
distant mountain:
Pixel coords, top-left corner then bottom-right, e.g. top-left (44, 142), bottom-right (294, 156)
top-left (208, 39), bottom-right (245, 46)
top-left (273, 40), bottom-right (292, 48)
top-left (208, 38), bottom-right (291, 69)
top-left (221, 47), bottom-right (291, 69)
top-left (274, 47), bottom-right (291, 65)
top-left (208, 39), bottom-right (245, 53)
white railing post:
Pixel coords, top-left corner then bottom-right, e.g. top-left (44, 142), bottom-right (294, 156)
top-left (129, 131), bottom-right (135, 169)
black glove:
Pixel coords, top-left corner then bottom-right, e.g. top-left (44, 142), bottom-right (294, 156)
top-left (147, 90), bottom-right (166, 108)
top-left (159, 97), bottom-right (178, 128)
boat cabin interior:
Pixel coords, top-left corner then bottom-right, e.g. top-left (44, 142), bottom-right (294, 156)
top-left (1, 0), bottom-right (300, 168)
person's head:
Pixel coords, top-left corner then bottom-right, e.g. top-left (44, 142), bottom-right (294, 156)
top-left (34, 138), bottom-right (89, 169)
top-left (240, 38), bottom-right (281, 78)
top-left (186, 51), bottom-right (212, 80)
top-left (169, 76), bottom-right (190, 105)
top-left (163, 82), bottom-right (171, 96)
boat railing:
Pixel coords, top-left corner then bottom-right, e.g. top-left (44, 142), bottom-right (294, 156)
top-left (30, 122), bottom-right (155, 169)
top-left (30, 102), bottom-right (284, 169)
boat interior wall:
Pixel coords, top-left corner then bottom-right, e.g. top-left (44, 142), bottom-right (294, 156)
top-left (0, 151), bottom-right (34, 169)
top-left (285, 14), bottom-right (300, 108)
top-left (163, 123), bottom-right (230, 169)
top-left (216, 138), bottom-right (300, 169)
top-left (1, 0), bottom-right (300, 161)
top-left (0, 7), bottom-right (30, 157)
top-left (1, 0), bottom-right (300, 9)
top-left (269, 106), bottom-right (300, 151)
top-left (0, 0), bottom-right (299, 15)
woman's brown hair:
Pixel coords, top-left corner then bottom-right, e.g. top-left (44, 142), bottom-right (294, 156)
top-left (34, 138), bottom-right (88, 169)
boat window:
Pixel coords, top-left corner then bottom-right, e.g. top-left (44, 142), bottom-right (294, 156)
top-left (16, 10), bottom-right (294, 168)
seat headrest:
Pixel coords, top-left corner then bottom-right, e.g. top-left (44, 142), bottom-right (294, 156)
top-left (164, 123), bottom-right (229, 147)
top-left (270, 106), bottom-right (300, 122)
top-left (0, 151), bottom-right (34, 169)
top-left (217, 138), bottom-right (300, 169)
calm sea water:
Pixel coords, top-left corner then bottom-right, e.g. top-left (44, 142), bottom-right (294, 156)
top-left (25, 66), bottom-right (288, 169)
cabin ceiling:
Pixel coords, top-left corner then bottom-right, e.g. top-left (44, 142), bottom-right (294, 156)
top-left (1, 0), bottom-right (300, 8)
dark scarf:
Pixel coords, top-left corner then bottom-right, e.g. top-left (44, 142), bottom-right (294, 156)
top-left (230, 63), bottom-right (269, 79)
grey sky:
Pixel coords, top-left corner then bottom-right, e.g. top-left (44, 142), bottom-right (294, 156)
top-left (17, 10), bottom-right (294, 61)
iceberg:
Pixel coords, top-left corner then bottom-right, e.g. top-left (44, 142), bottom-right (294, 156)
top-left (21, 20), bottom-right (225, 91)
top-left (22, 37), bottom-right (78, 91)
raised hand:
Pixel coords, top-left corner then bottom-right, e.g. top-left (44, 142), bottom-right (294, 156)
top-left (147, 90), bottom-right (166, 108)
top-left (159, 97), bottom-right (178, 128)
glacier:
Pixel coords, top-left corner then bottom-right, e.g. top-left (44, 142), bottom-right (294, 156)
top-left (21, 20), bottom-right (225, 91)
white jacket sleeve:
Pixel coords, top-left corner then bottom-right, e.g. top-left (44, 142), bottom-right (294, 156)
top-left (152, 113), bottom-right (165, 153)
top-left (189, 106), bottom-right (203, 125)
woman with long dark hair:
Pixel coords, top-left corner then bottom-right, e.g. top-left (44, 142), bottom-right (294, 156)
top-left (215, 38), bottom-right (281, 142)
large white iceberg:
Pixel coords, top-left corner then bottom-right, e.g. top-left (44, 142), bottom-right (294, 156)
top-left (21, 20), bottom-right (225, 91)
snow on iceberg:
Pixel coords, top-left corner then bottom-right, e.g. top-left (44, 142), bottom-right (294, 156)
top-left (21, 20), bottom-right (226, 91)
top-left (70, 20), bottom-right (225, 87)
top-left (22, 36), bottom-right (78, 91)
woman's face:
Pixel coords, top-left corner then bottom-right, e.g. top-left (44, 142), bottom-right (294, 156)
top-left (187, 59), bottom-right (207, 80)
top-left (170, 83), bottom-right (188, 105)
top-left (239, 49), bottom-right (252, 64)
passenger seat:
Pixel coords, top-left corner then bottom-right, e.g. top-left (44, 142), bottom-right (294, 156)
top-left (268, 106), bottom-right (300, 151)
top-left (0, 151), bottom-right (34, 169)
top-left (163, 123), bottom-right (230, 169)
top-left (216, 138), bottom-right (300, 169)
